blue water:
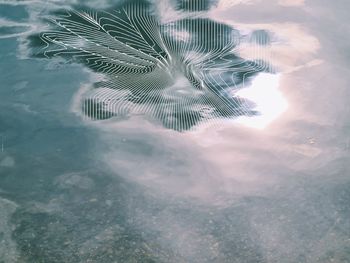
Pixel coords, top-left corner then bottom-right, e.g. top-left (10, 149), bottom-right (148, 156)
top-left (1, 1), bottom-right (350, 262)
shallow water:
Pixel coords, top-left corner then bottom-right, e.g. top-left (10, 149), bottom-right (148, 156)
top-left (1, 0), bottom-right (350, 262)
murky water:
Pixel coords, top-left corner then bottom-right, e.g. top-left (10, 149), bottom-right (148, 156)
top-left (1, 0), bottom-right (350, 262)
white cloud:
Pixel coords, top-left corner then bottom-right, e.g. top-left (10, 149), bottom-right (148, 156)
top-left (278, 0), bottom-right (305, 7)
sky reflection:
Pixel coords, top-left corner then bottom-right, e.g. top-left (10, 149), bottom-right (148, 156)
top-left (234, 73), bottom-right (287, 129)
top-left (1, 0), bottom-right (350, 262)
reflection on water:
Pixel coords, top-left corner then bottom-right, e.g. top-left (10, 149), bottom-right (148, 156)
top-left (1, 0), bottom-right (350, 262)
top-left (28, 0), bottom-right (276, 131)
top-left (235, 73), bottom-right (287, 129)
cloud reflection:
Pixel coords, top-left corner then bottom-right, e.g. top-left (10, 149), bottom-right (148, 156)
top-left (235, 73), bottom-right (288, 129)
top-left (26, 0), bottom-right (280, 131)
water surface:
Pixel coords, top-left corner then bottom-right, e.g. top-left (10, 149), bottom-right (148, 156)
top-left (1, 0), bottom-right (350, 262)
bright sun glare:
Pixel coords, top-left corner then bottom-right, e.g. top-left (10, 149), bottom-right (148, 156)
top-left (234, 73), bottom-right (288, 129)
